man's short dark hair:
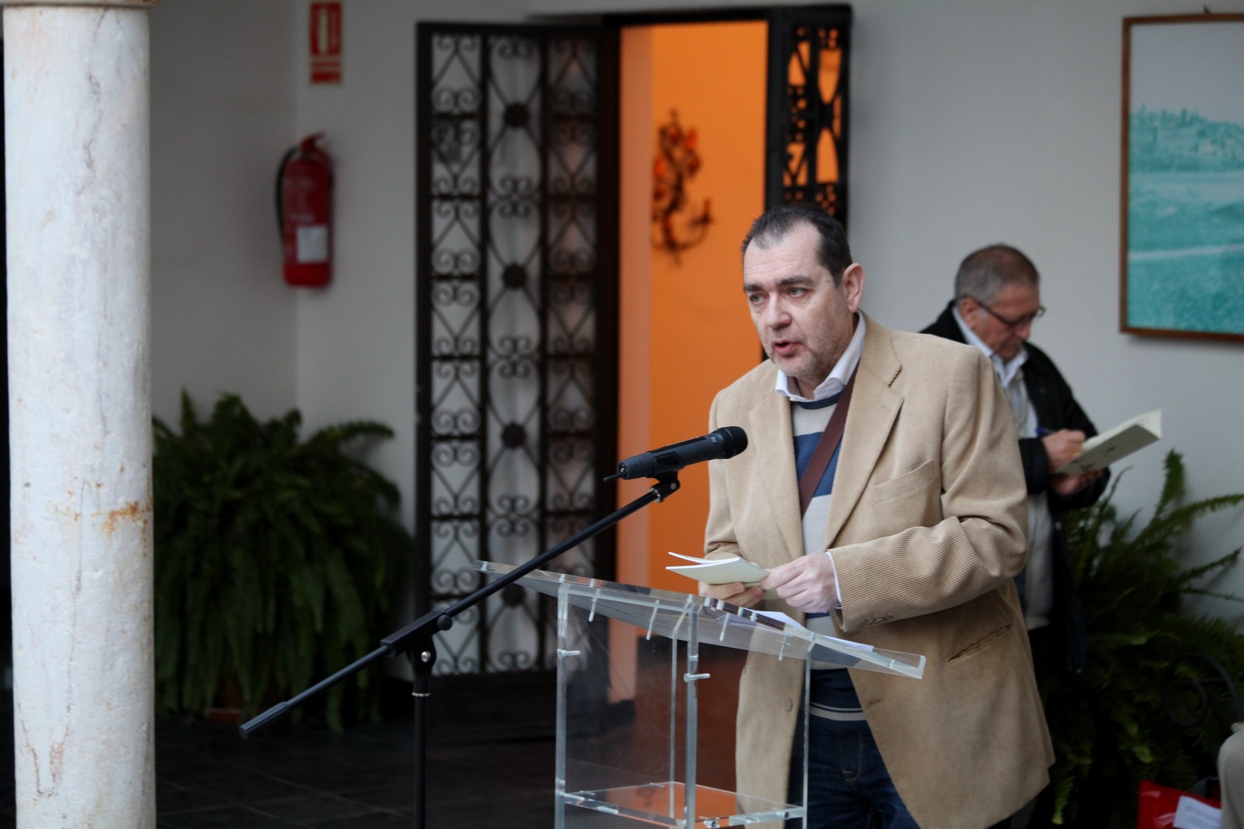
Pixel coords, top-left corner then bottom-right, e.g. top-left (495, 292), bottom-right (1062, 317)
top-left (954, 244), bottom-right (1040, 306)
top-left (741, 204), bottom-right (853, 285)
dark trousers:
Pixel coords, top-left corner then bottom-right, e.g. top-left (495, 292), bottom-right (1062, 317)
top-left (787, 714), bottom-right (1013, 829)
top-left (787, 629), bottom-right (1050, 829)
top-left (788, 715), bottom-right (919, 829)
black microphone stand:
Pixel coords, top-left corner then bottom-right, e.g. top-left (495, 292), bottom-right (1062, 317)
top-left (239, 472), bottom-right (682, 829)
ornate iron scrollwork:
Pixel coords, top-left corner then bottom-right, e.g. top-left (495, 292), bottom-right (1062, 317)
top-left (417, 25), bottom-right (617, 677)
top-left (767, 7), bottom-right (852, 223)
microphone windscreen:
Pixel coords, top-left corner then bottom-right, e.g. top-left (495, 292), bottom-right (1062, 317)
top-left (716, 425), bottom-right (748, 459)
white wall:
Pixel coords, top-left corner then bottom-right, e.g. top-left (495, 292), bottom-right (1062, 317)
top-left (286, 0), bottom-right (464, 530)
top-left (149, 0), bottom-right (298, 427)
top-left (148, 0), bottom-right (1244, 618)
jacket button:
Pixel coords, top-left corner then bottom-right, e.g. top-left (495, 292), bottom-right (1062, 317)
top-left (784, 698), bottom-right (793, 712)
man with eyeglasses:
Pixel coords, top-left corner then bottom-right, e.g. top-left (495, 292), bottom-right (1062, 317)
top-left (922, 243), bottom-right (1108, 825)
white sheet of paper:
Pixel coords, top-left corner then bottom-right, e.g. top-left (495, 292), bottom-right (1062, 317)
top-left (1174, 795), bottom-right (1222, 829)
top-left (753, 609), bottom-right (800, 626)
top-left (1057, 409), bottom-right (1161, 476)
top-left (666, 552), bottom-right (769, 585)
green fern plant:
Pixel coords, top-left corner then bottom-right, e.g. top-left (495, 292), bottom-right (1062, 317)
top-left (153, 392), bottom-right (411, 729)
top-left (1047, 450), bottom-right (1244, 826)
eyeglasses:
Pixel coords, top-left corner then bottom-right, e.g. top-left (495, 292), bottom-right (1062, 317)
top-left (968, 297), bottom-right (1045, 329)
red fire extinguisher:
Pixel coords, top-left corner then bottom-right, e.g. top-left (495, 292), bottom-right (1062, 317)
top-left (276, 133), bottom-right (333, 287)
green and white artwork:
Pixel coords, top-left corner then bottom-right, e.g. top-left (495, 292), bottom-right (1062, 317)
top-left (1124, 18), bottom-right (1244, 340)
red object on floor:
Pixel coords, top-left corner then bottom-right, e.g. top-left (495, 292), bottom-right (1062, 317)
top-left (1136, 779), bottom-right (1221, 828)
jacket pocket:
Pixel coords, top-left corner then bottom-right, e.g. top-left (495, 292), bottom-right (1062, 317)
top-left (942, 588), bottom-right (1016, 665)
top-left (871, 459), bottom-right (937, 504)
top-left (946, 622), bottom-right (1013, 664)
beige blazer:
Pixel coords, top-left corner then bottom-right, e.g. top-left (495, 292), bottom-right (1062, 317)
top-left (705, 315), bottom-right (1052, 829)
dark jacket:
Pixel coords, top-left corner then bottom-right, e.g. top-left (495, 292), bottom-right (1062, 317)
top-left (923, 300), bottom-right (1109, 675)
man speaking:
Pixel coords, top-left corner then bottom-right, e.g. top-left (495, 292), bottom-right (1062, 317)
top-left (699, 205), bottom-right (1050, 829)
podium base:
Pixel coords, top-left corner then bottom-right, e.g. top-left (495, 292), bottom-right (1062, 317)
top-left (561, 780), bottom-right (801, 828)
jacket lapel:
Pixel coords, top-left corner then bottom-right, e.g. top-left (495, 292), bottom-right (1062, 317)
top-left (823, 316), bottom-right (903, 547)
top-left (749, 388), bottom-right (805, 564)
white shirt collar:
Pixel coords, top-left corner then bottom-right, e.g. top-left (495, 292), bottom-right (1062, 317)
top-left (952, 304), bottom-right (1027, 387)
top-left (773, 313), bottom-right (867, 403)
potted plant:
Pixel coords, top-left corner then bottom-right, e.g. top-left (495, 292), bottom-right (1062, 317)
top-left (153, 392), bottom-right (411, 729)
top-left (1047, 451), bottom-right (1244, 827)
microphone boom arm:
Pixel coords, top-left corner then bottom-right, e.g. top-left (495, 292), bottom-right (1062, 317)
top-left (239, 472), bottom-right (683, 739)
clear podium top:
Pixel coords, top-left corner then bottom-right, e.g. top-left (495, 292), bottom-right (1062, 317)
top-left (477, 562), bottom-right (924, 679)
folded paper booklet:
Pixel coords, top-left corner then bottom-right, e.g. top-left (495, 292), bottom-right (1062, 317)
top-left (1056, 409), bottom-right (1161, 476)
top-left (666, 551), bottom-right (770, 585)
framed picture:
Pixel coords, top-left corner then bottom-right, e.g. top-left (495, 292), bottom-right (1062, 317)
top-left (1121, 14), bottom-right (1244, 342)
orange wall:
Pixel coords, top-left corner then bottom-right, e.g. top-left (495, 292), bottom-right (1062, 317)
top-left (618, 22), bottom-right (767, 593)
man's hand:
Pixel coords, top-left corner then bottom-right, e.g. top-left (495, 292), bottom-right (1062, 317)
top-left (762, 553), bottom-right (838, 614)
top-left (1041, 429), bottom-right (1086, 473)
top-left (1051, 469), bottom-right (1103, 497)
top-left (698, 580), bottom-right (765, 608)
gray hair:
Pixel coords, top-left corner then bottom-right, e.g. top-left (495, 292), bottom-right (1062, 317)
top-left (954, 244), bottom-right (1039, 306)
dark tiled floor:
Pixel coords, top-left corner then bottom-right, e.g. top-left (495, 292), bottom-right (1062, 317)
top-left (0, 702), bottom-right (558, 829)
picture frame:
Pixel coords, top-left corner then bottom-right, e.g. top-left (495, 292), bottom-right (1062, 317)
top-left (1120, 14), bottom-right (1244, 342)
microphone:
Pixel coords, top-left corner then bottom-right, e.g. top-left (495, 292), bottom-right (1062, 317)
top-left (608, 426), bottom-right (748, 481)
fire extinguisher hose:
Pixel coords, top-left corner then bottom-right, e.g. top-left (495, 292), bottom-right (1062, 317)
top-left (275, 146), bottom-right (299, 238)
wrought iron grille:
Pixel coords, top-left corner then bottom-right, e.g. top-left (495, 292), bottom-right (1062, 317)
top-left (415, 24), bottom-right (619, 677)
top-left (766, 6), bottom-right (853, 221)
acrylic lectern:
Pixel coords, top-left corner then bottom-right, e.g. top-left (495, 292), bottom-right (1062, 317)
top-left (477, 563), bottom-right (925, 829)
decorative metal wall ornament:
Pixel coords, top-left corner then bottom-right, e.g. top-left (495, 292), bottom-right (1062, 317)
top-left (651, 110), bottom-right (712, 260)
top-left (415, 24), bottom-right (619, 677)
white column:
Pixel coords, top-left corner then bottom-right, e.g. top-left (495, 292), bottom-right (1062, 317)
top-left (4, 1), bottom-right (157, 827)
